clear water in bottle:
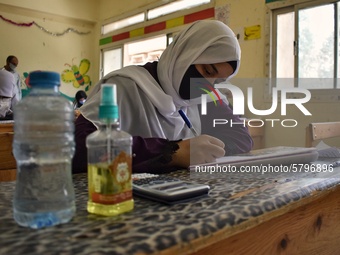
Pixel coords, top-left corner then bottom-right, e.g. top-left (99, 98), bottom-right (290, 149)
top-left (12, 71), bottom-right (76, 229)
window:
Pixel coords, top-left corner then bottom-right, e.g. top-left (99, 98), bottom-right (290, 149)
top-left (271, 0), bottom-right (340, 90)
top-left (102, 13), bottom-right (145, 35)
top-left (101, 34), bottom-right (172, 76)
top-left (100, 0), bottom-right (211, 78)
top-left (147, 0), bottom-right (210, 20)
top-left (124, 35), bottom-right (167, 66)
top-left (102, 0), bottom-right (212, 35)
top-left (102, 47), bottom-right (122, 76)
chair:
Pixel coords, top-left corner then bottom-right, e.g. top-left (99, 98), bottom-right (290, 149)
top-left (305, 122), bottom-right (340, 147)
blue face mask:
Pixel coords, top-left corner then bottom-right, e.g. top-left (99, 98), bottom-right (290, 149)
top-left (9, 63), bottom-right (16, 72)
top-left (79, 99), bottom-right (86, 105)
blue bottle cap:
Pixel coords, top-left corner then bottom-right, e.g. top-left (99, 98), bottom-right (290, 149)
top-left (29, 71), bottom-right (60, 87)
top-left (99, 84), bottom-right (118, 120)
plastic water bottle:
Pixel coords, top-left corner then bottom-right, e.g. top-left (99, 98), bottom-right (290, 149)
top-left (86, 84), bottom-right (134, 216)
top-left (12, 71), bottom-right (76, 229)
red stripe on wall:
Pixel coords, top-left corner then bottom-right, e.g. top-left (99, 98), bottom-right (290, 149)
top-left (184, 8), bottom-right (215, 24)
top-left (145, 22), bottom-right (166, 34)
top-left (112, 32), bottom-right (130, 42)
top-left (100, 8), bottom-right (215, 45)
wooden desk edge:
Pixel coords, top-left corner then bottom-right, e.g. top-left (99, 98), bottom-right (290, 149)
top-left (0, 122), bottom-right (14, 133)
top-left (0, 169), bottom-right (16, 182)
top-left (158, 183), bottom-right (340, 255)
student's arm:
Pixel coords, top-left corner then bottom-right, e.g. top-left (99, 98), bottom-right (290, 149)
top-left (73, 115), bottom-right (225, 174)
top-left (133, 135), bottom-right (225, 173)
top-left (200, 101), bottom-right (253, 155)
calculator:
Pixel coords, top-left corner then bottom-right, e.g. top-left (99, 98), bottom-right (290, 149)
top-left (132, 173), bottom-right (210, 204)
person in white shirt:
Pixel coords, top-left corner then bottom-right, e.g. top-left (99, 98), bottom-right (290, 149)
top-left (0, 69), bottom-right (15, 119)
top-left (2, 55), bottom-right (21, 108)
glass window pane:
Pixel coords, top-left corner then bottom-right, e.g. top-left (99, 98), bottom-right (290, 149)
top-left (298, 4), bottom-right (334, 86)
top-left (102, 13), bottom-right (145, 35)
top-left (276, 12), bottom-right (294, 89)
top-left (148, 0), bottom-right (210, 20)
top-left (123, 35), bottom-right (167, 66)
top-left (103, 48), bottom-right (122, 76)
top-left (277, 12), bottom-right (295, 79)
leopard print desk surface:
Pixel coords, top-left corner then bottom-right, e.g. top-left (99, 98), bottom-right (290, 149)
top-left (1, 168), bottom-right (340, 255)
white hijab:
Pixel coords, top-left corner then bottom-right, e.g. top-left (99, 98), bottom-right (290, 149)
top-left (158, 19), bottom-right (241, 107)
top-left (81, 20), bottom-right (241, 140)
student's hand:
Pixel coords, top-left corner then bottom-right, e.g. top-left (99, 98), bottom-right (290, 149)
top-left (74, 109), bottom-right (81, 119)
top-left (171, 135), bottom-right (225, 168)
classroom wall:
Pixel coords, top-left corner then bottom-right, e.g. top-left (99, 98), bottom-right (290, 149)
top-left (98, 0), bottom-right (160, 20)
top-left (0, 0), bottom-right (100, 100)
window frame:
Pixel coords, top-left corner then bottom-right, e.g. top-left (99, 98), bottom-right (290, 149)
top-left (268, 0), bottom-right (340, 101)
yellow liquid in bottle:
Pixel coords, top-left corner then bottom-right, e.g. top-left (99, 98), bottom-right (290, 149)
top-left (87, 163), bottom-right (134, 216)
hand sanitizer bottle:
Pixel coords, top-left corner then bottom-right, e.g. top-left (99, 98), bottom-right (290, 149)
top-left (86, 84), bottom-right (134, 216)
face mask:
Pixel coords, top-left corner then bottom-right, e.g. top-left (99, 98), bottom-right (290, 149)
top-left (9, 63), bottom-right (16, 72)
top-left (179, 65), bottom-right (211, 99)
top-left (79, 99), bottom-right (86, 105)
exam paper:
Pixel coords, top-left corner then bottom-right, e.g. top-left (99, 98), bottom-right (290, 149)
top-left (189, 146), bottom-right (318, 169)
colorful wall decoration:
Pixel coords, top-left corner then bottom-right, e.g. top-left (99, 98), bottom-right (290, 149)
top-left (61, 59), bottom-right (92, 91)
top-left (244, 25), bottom-right (261, 40)
top-left (21, 58), bottom-right (92, 100)
top-left (0, 14), bottom-right (91, 36)
top-left (100, 8), bottom-right (215, 46)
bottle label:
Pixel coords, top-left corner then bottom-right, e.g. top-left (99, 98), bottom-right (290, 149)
top-left (89, 151), bottom-right (132, 205)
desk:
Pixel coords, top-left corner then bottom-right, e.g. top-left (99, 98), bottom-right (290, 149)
top-left (0, 121), bottom-right (16, 181)
top-left (1, 165), bottom-right (340, 254)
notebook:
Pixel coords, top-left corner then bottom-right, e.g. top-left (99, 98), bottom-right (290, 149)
top-left (189, 146), bottom-right (319, 170)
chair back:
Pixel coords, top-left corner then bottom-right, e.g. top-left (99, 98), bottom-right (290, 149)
top-left (305, 122), bottom-right (340, 147)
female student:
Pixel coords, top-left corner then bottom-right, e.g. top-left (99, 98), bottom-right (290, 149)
top-left (73, 90), bottom-right (87, 109)
top-left (73, 20), bottom-right (253, 173)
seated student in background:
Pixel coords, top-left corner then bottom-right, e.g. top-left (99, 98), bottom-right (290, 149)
top-left (73, 90), bottom-right (87, 119)
top-left (0, 69), bottom-right (16, 120)
top-left (73, 90), bottom-right (87, 110)
top-left (2, 55), bottom-right (21, 108)
top-left (73, 20), bottom-right (253, 174)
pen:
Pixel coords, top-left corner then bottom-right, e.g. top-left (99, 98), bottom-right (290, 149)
top-left (178, 109), bottom-right (199, 137)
